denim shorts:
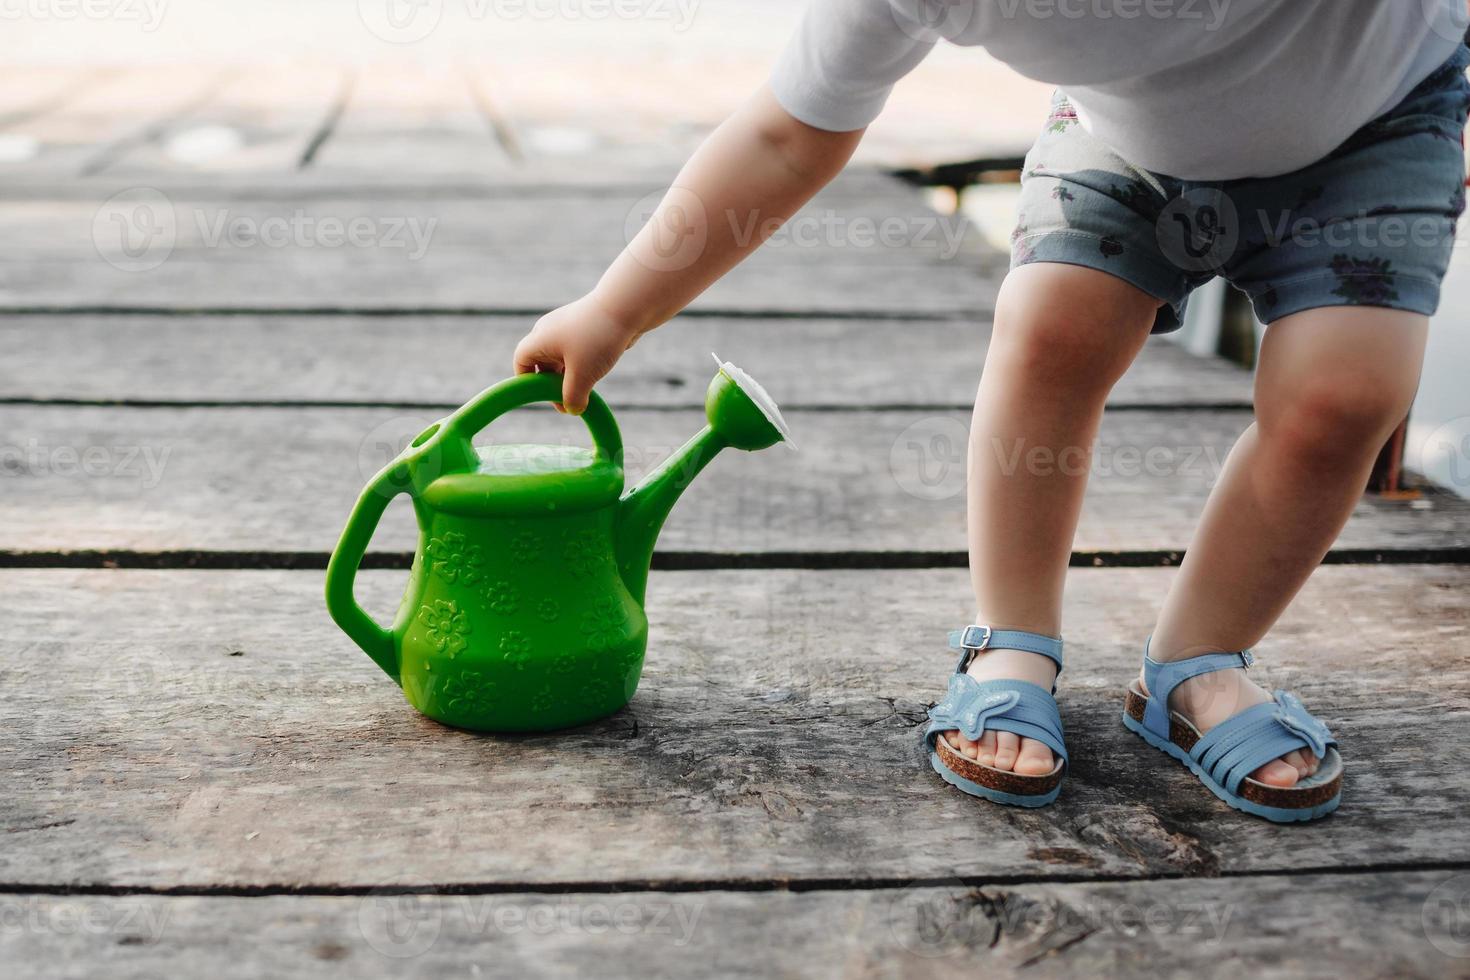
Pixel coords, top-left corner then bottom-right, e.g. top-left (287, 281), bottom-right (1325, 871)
top-left (1011, 45), bottom-right (1470, 332)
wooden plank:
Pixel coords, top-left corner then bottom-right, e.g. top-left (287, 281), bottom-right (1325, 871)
top-left (470, 42), bottom-right (1048, 178)
top-left (1, 179), bottom-right (975, 258)
top-left (0, 317), bottom-right (1252, 409)
top-left (5, 256), bottom-right (994, 317)
top-left (1, 404), bottom-right (1464, 555)
top-left (0, 177), bottom-right (997, 315)
top-left (2, 871), bottom-right (1464, 978)
top-left (468, 57), bottom-right (747, 179)
top-left (307, 64), bottom-right (511, 177)
top-left (0, 565), bottom-right (1467, 890)
top-left (96, 67), bottom-right (347, 177)
top-left (0, 168), bottom-right (940, 202)
top-left (0, 66), bottom-right (100, 129)
top-left (0, 67), bottom-right (231, 179)
top-left (0, 181), bottom-right (987, 267)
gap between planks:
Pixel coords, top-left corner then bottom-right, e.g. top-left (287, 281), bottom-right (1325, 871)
top-left (295, 69), bottom-right (356, 170)
top-left (0, 399), bottom-right (1255, 413)
top-left (464, 65), bottom-right (524, 164)
top-left (77, 68), bottom-right (242, 178)
top-left (1, 548), bottom-right (1467, 570)
top-left (6, 857), bottom-right (1470, 899)
top-left (0, 305), bottom-right (979, 321)
top-left (0, 67), bottom-right (119, 132)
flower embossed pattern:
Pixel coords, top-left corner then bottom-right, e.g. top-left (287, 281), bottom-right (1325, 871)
top-left (579, 676), bottom-right (614, 710)
top-left (509, 528), bottom-right (540, 566)
top-left (617, 645), bottom-right (643, 672)
top-left (500, 630), bottom-right (532, 669)
top-left (552, 650), bottom-right (578, 675)
top-left (484, 580), bottom-right (519, 616)
top-left (418, 599), bottom-right (471, 658)
top-left (561, 530), bottom-right (604, 579)
top-left (442, 670), bottom-right (495, 716)
top-left (530, 685), bottom-right (556, 713)
top-left (536, 597), bottom-right (561, 623)
top-left (582, 596), bottom-right (629, 651)
top-left (425, 531), bottom-right (485, 586)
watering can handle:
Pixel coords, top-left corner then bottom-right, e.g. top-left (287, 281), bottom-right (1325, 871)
top-left (324, 468), bottom-right (403, 680)
top-left (441, 371), bottom-right (623, 465)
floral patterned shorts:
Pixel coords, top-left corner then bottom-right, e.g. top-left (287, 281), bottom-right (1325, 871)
top-left (1012, 45), bottom-right (1470, 332)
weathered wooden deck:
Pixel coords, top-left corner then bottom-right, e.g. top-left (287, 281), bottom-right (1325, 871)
top-left (3, 56), bottom-right (1470, 980)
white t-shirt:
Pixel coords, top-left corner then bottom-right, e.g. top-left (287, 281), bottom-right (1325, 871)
top-left (770, 0), bottom-right (1468, 179)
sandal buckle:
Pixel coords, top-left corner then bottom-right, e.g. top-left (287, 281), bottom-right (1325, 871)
top-left (1239, 650), bottom-right (1255, 669)
top-left (960, 625), bottom-right (992, 651)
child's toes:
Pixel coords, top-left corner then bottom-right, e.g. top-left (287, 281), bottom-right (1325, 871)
top-left (1252, 757), bottom-right (1301, 788)
top-left (947, 730), bottom-right (979, 759)
top-left (992, 732), bottom-right (1020, 771)
top-left (1282, 749), bottom-right (1311, 779)
top-left (1014, 738), bottom-right (1055, 776)
top-left (1302, 750), bottom-right (1319, 776)
top-left (976, 731), bottom-right (999, 767)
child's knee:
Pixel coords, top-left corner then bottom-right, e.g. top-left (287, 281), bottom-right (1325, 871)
top-left (1260, 371), bottom-right (1411, 466)
top-left (1255, 308), bottom-right (1426, 465)
top-left (990, 266), bottom-right (1157, 387)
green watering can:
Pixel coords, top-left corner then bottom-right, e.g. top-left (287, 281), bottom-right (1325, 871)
top-left (325, 356), bottom-right (792, 732)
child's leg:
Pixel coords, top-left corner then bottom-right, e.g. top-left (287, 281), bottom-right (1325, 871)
top-left (940, 262), bottom-right (1160, 773)
top-left (1147, 307), bottom-right (1428, 786)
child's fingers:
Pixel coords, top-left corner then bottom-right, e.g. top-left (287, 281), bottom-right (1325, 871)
top-left (513, 353), bottom-right (555, 375)
top-left (511, 339), bottom-right (574, 411)
top-left (560, 365), bottom-right (592, 415)
top-left (512, 335), bottom-right (560, 376)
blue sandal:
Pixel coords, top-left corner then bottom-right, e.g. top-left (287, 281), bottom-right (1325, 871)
top-left (924, 626), bottom-right (1067, 807)
top-left (1122, 639), bottom-right (1343, 823)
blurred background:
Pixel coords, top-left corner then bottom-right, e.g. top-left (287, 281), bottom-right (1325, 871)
top-left (0, 0), bottom-right (1052, 180)
top-left (1, 0), bottom-right (1465, 495)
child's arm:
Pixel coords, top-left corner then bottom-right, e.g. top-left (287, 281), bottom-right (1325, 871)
top-left (513, 86), bottom-right (864, 413)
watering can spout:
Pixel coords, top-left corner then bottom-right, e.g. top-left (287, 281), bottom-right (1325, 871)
top-left (615, 356), bottom-right (793, 604)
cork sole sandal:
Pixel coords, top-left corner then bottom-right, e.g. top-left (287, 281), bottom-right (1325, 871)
top-left (931, 737), bottom-right (1065, 807)
top-left (924, 626), bottom-right (1068, 808)
top-left (1121, 642), bottom-right (1343, 823)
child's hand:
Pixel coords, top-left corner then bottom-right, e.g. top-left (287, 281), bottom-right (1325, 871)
top-left (513, 87), bottom-right (860, 414)
top-left (513, 294), bottom-right (641, 414)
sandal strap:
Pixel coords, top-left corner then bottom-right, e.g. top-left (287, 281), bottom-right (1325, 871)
top-left (1189, 695), bottom-right (1336, 795)
top-left (948, 626), bottom-right (1064, 676)
top-left (925, 675), bottom-right (1068, 765)
top-left (1140, 636), bottom-right (1254, 739)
